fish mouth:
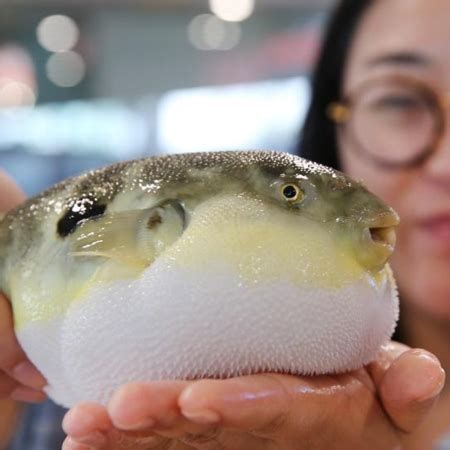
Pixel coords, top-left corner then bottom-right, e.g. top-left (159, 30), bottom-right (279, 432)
top-left (366, 224), bottom-right (397, 248)
top-left (357, 212), bottom-right (399, 271)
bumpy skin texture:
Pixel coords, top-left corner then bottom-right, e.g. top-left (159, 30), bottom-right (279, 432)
top-left (0, 151), bottom-right (399, 407)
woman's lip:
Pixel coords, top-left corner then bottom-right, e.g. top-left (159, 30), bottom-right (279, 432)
top-left (417, 216), bottom-right (450, 240)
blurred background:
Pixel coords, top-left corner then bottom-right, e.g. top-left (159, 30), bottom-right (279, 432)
top-left (0, 0), bottom-right (336, 195)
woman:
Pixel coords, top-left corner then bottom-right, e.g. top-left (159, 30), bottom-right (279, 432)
top-left (301, 0), bottom-right (450, 447)
top-left (0, 0), bottom-right (447, 449)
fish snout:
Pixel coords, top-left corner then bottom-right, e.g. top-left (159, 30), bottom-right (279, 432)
top-left (355, 210), bottom-right (400, 271)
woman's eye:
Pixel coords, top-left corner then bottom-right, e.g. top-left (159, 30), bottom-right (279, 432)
top-left (374, 95), bottom-right (422, 111)
top-left (280, 183), bottom-right (304, 203)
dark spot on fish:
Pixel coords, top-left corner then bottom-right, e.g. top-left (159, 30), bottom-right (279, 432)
top-left (57, 199), bottom-right (107, 237)
top-left (147, 211), bottom-right (162, 230)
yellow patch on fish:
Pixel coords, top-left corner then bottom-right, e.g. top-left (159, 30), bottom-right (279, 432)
top-left (165, 195), bottom-right (367, 289)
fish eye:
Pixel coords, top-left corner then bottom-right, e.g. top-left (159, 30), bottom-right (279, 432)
top-left (280, 183), bottom-right (304, 204)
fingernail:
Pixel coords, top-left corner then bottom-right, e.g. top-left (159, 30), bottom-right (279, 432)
top-left (410, 349), bottom-right (440, 364)
top-left (115, 418), bottom-right (156, 431)
top-left (412, 352), bottom-right (446, 401)
top-left (391, 350), bottom-right (447, 405)
top-left (12, 361), bottom-right (46, 389)
top-left (181, 408), bottom-right (221, 425)
top-left (10, 387), bottom-right (45, 403)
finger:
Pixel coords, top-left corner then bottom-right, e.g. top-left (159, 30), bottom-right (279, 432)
top-left (108, 380), bottom-right (217, 440)
top-left (0, 177), bottom-right (46, 395)
top-left (0, 293), bottom-right (46, 390)
top-left (63, 402), bottom-right (173, 450)
top-left (63, 402), bottom-right (111, 447)
top-left (0, 371), bottom-right (17, 397)
top-left (178, 373), bottom-right (348, 439)
top-left (62, 437), bottom-right (93, 450)
top-left (366, 341), bottom-right (410, 387)
top-left (378, 348), bottom-right (445, 433)
top-left (0, 293), bottom-right (27, 370)
top-left (108, 381), bottom-right (190, 430)
top-left (368, 343), bottom-right (445, 432)
top-left (0, 170), bottom-right (25, 212)
top-left (10, 386), bottom-right (46, 403)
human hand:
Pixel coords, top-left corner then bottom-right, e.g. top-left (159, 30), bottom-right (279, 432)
top-left (0, 170), bottom-right (47, 403)
top-left (62, 342), bottom-right (445, 450)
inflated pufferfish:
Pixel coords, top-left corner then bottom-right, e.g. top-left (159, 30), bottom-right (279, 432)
top-left (0, 151), bottom-right (399, 408)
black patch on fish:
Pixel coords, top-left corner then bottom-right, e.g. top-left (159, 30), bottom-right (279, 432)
top-left (57, 199), bottom-right (107, 237)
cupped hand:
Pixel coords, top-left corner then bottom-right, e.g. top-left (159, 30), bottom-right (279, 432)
top-left (0, 170), bottom-right (47, 403)
top-left (62, 342), bottom-right (445, 450)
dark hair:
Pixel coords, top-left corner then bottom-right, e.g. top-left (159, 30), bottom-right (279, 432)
top-left (297, 0), bottom-right (373, 169)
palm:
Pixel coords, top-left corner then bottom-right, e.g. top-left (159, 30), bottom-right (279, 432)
top-left (63, 365), bottom-right (407, 450)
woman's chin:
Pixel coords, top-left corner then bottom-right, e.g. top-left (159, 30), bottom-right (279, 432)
top-left (405, 277), bottom-right (450, 321)
top-left (391, 247), bottom-right (450, 319)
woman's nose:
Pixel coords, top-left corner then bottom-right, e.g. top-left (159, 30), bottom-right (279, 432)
top-left (424, 120), bottom-right (450, 186)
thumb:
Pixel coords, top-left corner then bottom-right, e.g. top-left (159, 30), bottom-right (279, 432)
top-left (0, 170), bottom-right (25, 212)
top-left (369, 343), bottom-right (445, 433)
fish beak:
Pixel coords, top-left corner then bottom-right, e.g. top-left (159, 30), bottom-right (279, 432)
top-left (357, 211), bottom-right (400, 272)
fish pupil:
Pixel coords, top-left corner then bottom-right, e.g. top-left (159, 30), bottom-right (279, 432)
top-left (283, 185), bottom-right (298, 199)
top-left (57, 201), bottom-right (106, 237)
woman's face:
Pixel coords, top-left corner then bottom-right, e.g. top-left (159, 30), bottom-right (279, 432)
top-left (339, 0), bottom-right (450, 320)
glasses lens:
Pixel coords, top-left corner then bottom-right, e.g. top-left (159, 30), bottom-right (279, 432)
top-left (350, 82), bottom-right (438, 165)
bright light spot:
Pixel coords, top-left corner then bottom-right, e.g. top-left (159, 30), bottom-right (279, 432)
top-left (0, 99), bottom-right (149, 158)
top-left (157, 77), bottom-right (310, 154)
top-left (188, 15), bottom-right (210, 50)
top-left (209, 0), bottom-right (254, 22)
top-left (46, 51), bottom-right (86, 87)
top-left (37, 15), bottom-right (80, 52)
top-left (203, 16), bottom-right (226, 49)
top-left (0, 78), bottom-right (36, 109)
top-left (188, 14), bottom-right (241, 51)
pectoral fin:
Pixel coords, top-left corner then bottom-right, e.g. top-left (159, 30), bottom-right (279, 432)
top-left (69, 200), bottom-right (186, 269)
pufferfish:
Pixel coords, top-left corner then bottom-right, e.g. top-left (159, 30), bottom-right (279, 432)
top-left (0, 151), bottom-right (399, 408)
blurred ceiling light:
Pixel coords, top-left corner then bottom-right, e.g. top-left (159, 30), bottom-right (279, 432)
top-left (0, 79), bottom-right (36, 109)
top-left (188, 14), bottom-right (241, 51)
top-left (209, 0), bottom-right (254, 22)
top-left (157, 77), bottom-right (310, 154)
top-left (37, 15), bottom-right (80, 52)
top-left (46, 51), bottom-right (86, 88)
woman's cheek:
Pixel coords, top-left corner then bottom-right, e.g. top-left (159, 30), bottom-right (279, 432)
top-left (392, 227), bottom-right (450, 319)
top-left (339, 145), bottom-right (404, 205)
top-left (340, 147), bottom-right (450, 320)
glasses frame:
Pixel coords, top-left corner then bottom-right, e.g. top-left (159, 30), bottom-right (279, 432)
top-left (327, 75), bottom-right (450, 169)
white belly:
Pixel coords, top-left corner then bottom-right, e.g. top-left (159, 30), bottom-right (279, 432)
top-left (16, 259), bottom-right (398, 408)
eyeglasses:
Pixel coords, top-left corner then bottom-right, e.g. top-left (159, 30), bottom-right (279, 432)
top-left (327, 75), bottom-right (450, 168)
